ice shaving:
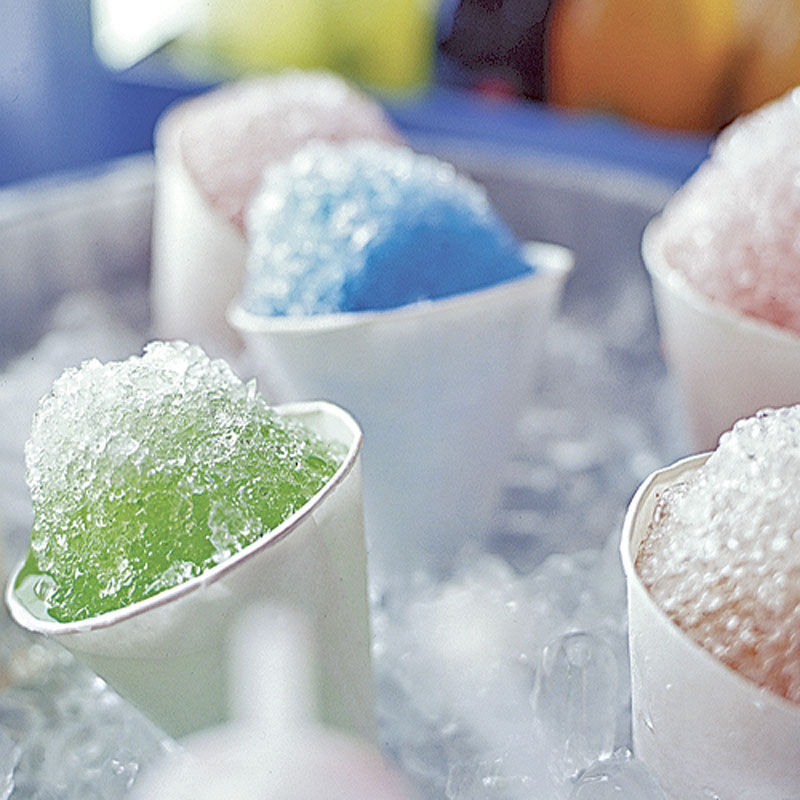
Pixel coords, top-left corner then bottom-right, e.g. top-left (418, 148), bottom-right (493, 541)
top-left (657, 87), bottom-right (800, 334)
top-left (14, 340), bottom-right (344, 623)
top-left (151, 70), bottom-right (402, 352)
top-left (636, 405), bottom-right (800, 703)
top-left (241, 139), bottom-right (535, 316)
top-left (167, 70), bottom-right (401, 233)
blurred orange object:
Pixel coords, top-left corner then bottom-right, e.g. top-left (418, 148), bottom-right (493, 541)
top-left (546, 0), bottom-right (800, 132)
top-left (547, 0), bottom-right (739, 131)
top-left (736, 0), bottom-right (800, 116)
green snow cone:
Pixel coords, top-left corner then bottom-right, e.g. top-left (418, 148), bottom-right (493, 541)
top-left (16, 340), bottom-right (344, 623)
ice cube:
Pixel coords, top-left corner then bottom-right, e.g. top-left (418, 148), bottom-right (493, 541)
top-left (531, 631), bottom-right (619, 780)
top-left (636, 404), bottom-right (800, 703)
top-left (658, 87), bottom-right (800, 334)
top-left (569, 749), bottom-right (667, 799)
top-left (16, 340), bottom-right (344, 622)
top-left (242, 140), bottom-right (533, 316)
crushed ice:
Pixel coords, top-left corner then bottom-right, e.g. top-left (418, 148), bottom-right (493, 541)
top-left (659, 87), bottom-right (800, 333)
top-left (638, 404), bottom-right (800, 704)
top-left (242, 140), bottom-right (533, 316)
top-left (0, 276), bottom-right (676, 797)
top-left (371, 537), bottom-right (658, 799)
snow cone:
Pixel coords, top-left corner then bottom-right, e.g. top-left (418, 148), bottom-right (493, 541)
top-left (230, 140), bottom-right (573, 580)
top-left (6, 341), bottom-right (374, 740)
top-left (150, 71), bottom-right (400, 355)
top-left (644, 87), bottom-right (800, 450)
top-left (622, 406), bottom-right (800, 798)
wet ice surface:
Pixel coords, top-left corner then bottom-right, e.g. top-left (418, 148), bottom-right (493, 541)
top-left (659, 87), bottom-right (800, 334)
top-left (243, 140), bottom-right (532, 315)
top-left (0, 265), bottom-right (680, 796)
top-left (0, 607), bottom-right (173, 799)
top-left (638, 405), bottom-right (800, 704)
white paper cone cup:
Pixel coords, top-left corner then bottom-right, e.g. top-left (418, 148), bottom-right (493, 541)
top-left (150, 107), bottom-right (247, 358)
top-left (5, 401), bottom-right (375, 743)
top-left (643, 217), bottom-right (800, 451)
top-left (621, 454), bottom-right (800, 799)
top-left (230, 242), bottom-right (573, 579)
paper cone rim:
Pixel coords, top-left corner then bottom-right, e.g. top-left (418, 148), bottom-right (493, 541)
top-left (6, 399), bottom-right (363, 636)
top-left (228, 240), bottom-right (574, 335)
top-left (642, 216), bottom-right (800, 349)
top-left (621, 451), bottom-right (800, 716)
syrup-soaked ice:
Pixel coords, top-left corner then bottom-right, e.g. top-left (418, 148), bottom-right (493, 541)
top-left (636, 405), bottom-right (800, 703)
top-left (173, 70), bottom-right (401, 232)
top-left (17, 340), bottom-right (343, 623)
top-left (659, 88), bottom-right (800, 334)
top-left (242, 140), bottom-right (534, 316)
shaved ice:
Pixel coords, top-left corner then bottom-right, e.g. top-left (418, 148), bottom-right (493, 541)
top-left (636, 405), bottom-right (800, 703)
top-left (167, 70), bottom-right (401, 232)
top-left (658, 87), bottom-right (800, 334)
top-left (242, 140), bottom-right (534, 316)
top-left (15, 341), bottom-right (344, 623)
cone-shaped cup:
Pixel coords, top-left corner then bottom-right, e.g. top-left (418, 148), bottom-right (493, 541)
top-left (230, 242), bottom-right (573, 580)
top-left (5, 401), bottom-right (375, 742)
top-left (643, 216), bottom-right (800, 451)
top-left (621, 453), bottom-right (800, 799)
top-left (150, 108), bottom-right (247, 358)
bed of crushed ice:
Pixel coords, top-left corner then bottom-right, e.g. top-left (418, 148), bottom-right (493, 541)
top-left (0, 258), bottom-right (687, 799)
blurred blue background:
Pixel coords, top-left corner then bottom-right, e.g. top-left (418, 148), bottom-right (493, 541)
top-left (0, 0), bottom-right (712, 189)
top-left (0, 0), bottom-right (199, 186)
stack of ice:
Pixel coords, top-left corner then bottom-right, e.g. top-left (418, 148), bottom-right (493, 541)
top-left (658, 87), bottom-right (800, 333)
top-left (372, 540), bottom-right (666, 799)
top-left (0, 626), bottom-right (171, 799)
top-left (16, 340), bottom-right (343, 622)
top-left (242, 140), bottom-right (534, 315)
top-left (637, 405), bottom-right (800, 703)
